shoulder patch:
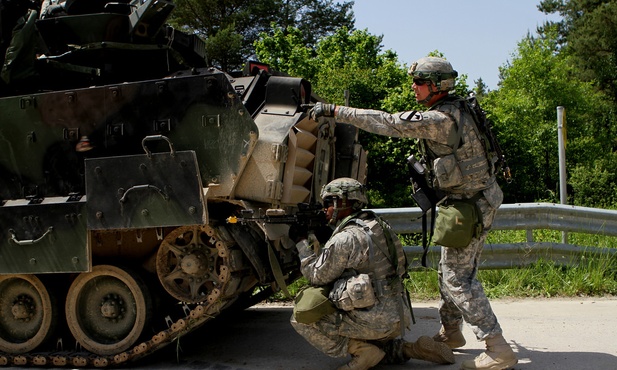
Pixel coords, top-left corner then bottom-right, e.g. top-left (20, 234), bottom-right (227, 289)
top-left (399, 111), bottom-right (423, 121)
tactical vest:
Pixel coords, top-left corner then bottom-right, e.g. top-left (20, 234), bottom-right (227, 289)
top-left (332, 211), bottom-right (411, 336)
top-left (332, 211), bottom-right (407, 291)
top-left (421, 96), bottom-right (495, 195)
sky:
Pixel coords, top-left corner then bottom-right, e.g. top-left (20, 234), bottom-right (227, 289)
top-left (352, 0), bottom-right (561, 90)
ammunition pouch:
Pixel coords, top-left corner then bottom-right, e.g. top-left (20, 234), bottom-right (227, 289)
top-left (329, 273), bottom-right (376, 311)
top-left (432, 199), bottom-right (483, 248)
top-left (433, 154), bottom-right (463, 189)
top-left (293, 286), bottom-right (337, 324)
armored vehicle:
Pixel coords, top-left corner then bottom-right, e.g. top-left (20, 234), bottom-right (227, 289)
top-left (0, 0), bottom-right (366, 366)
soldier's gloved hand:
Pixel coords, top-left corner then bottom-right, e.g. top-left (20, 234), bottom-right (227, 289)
top-left (314, 225), bottom-right (333, 244)
top-left (289, 224), bottom-right (309, 243)
top-left (309, 102), bottom-right (336, 120)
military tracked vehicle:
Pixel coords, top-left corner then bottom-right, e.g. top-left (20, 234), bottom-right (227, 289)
top-left (0, 0), bottom-right (366, 366)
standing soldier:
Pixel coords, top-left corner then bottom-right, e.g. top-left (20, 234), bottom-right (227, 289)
top-left (309, 58), bottom-right (517, 370)
top-left (290, 177), bottom-right (454, 370)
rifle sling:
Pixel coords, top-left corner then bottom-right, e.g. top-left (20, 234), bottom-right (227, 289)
top-left (421, 204), bottom-right (437, 268)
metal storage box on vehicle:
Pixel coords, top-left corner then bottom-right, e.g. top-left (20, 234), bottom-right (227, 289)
top-left (85, 143), bottom-right (206, 230)
top-left (0, 196), bottom-right (89, 274)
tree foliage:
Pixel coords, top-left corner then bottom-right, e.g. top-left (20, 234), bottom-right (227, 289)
top-left (172, 0), bottom-right (617, 208)
top-left (482, 26), bottom-right (614, 205)
top-left (256, 31), bottom-right (473, 207)
top-left (539, 0), bottom-right (617, 102)
top-left (256, 26), bottom-right (411, 206)
top-left (168, 0), bottom-right (354, 71)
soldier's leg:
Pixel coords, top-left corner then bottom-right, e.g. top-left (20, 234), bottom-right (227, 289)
top-left (440, 200), bottom-right (516, 369)
top-left (291, 313), bottom-right (388, 370)
top-left (434, 255), bottom-right (466, 348)
top-left (440, 232), bottom-right (501, 339)
top-left (378, 337), bottom-right (454, 365)
top-left (290, 313), bottom-right (349, 358)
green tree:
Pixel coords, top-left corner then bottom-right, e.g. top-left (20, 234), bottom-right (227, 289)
top-left (253, 25), bottom-right (317, 79)
top-left (256, 26), bottom-right (412, 206)
top-left (256, 30), bottom-right (475, 207)
top-left (473, 78), bottom-right (488, 98)
top-left (169, 0), bottom-right (354, 71)
top-left (539, 0), bottom-right (617, 102)
top-left (482, 28), bottom-right (609, 204)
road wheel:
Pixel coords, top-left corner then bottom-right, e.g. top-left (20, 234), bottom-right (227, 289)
top-left (65, 265), bottom-right (151, 355)
top-left (0, 275), bottom-right (56, 353)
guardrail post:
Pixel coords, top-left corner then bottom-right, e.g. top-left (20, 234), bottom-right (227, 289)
top-left (557, 106), bottom-right (568, 243)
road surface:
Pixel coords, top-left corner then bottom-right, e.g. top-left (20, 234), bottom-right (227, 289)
top-left (126, 296), bottom-right (617, 370)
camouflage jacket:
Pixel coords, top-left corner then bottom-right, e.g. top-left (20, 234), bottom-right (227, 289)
top-left (296, 212), bottom-right (399, 286)
top-left (336, 101), bottom-right (503, 208)
top-left (295, 211), bottom-right (410, 336)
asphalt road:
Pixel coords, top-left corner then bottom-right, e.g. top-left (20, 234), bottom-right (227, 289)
top-left (126, 296), bottom-right (617, 370)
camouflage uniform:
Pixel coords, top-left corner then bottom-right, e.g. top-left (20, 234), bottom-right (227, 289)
top-left (291, 211), bottom-right (411, 359)
top-left (335, 101), bottom-right (505, 341)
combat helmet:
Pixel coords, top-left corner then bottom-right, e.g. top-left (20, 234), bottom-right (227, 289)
top-left (408, 57), bottom-right (458, 92)
top-left (320, 177), bottom-right (367, 210)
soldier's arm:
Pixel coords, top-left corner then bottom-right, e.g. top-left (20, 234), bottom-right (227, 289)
top-left (298, 231), bottom-right (354, 286)
top-left (335, 106), bottom-right (456, 144)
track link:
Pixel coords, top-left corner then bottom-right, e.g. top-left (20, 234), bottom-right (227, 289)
top-left (0, 224), bottom-right (250, 368)
top-left (0, 297), bottom-right (230, 367)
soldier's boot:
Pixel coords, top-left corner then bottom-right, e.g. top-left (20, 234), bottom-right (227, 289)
top-left (433, 323), bottom-right (466, 349)
top-left (337, 339), bottom-right (385, 370)
top-left (403, 335), bottom-right (455, 364)
top-left (461, 334), bottom-right (517, 370)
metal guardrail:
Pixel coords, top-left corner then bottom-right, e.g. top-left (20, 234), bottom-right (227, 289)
top-left (372, 203), bottom-right (617, 270)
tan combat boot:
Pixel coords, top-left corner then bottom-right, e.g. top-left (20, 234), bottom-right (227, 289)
top-left (403, 335), bottom-right (455, 364)
top-left (433, 323), bottom-right (466, 349)
top-left (337, 339), bottom-right (385, 370)
top-left (461, 334), bottom-right (517, 370)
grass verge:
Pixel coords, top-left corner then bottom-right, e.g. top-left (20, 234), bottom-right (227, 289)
top-left (268, 230), bottom-right (617, 302)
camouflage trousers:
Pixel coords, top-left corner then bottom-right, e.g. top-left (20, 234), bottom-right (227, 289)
top-left (437, 197), bottom-right (503, 340)
top-left (290, 296), bottom-right (408, 358)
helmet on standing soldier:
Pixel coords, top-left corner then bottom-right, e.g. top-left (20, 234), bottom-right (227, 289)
top-left (408, 57), bottom-right (458, 92)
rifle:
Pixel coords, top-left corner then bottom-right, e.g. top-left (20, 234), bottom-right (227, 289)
top-left (407, 155), bottom-right (445, 267)
top-left (226, 202), bottom-right (327, 231)
top-left (407, 155), bottom-right (445, 213)
top-left (227, 202), bottom-right (332, 245)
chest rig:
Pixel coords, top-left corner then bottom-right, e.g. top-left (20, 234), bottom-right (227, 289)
top-left (421, 95), bottom-right (494, 195)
